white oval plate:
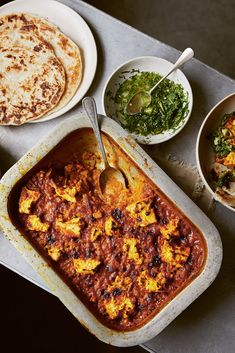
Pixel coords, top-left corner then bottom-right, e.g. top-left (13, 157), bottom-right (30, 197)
top-left (0, 0), bottom-right (97, 123)
top-left (196, 91), bottom-right (235, 212)
top-left (102, 56), bottom-right (193, 144)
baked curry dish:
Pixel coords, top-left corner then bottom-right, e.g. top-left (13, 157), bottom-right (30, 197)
top-left (12, 128), bottom-right (206, 331)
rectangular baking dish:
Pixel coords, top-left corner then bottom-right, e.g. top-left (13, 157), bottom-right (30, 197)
top-left (0, 113), bottom-right (222, 347)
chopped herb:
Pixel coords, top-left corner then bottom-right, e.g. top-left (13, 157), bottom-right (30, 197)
top-left (106, 89), bottom-right (115, 102)
top-left (114, 71), bottom-right (189, 136)
top-left (212, 112), bottom-right (235, 157)
top-left (106, 89), bottom-right (112, 97)
top-left (217, 170), bottom-right (235, 188)
top-left (118, 75), bottom-right (126, 80)
top-left (211, 112), bottom-right (235, 198)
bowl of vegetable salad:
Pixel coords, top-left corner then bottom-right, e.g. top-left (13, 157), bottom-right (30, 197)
top-left (102, 56), bottom-right (193, 144)
top-left (196, 92), bottom-right (235, 211)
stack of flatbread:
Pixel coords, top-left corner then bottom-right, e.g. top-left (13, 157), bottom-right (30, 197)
top-left (0, 13), bottom-right (82, 125)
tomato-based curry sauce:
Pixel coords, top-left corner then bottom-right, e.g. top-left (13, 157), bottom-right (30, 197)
top-left (8, 128), bottom-right (207, 331)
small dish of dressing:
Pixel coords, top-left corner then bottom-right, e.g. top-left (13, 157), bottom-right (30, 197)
top-left (102, 56), bottom-right (193, 144)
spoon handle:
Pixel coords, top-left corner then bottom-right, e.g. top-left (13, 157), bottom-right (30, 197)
top-left (82, 96), bottom-right (110, 169)
top-left (149, 48), bottom-right (194, 94)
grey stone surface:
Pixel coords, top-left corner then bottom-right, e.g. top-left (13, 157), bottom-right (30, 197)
top-left (0, 0), bottom-right (235, 352)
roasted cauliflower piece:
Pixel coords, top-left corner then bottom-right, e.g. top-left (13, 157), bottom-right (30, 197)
top-left (19, 188), bottom-right (40, 214)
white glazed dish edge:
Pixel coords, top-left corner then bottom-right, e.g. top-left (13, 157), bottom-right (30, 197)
top-left (0, 114), bottom-right (222, 346)
top-left (196, 91), bottom-right (235, 212)
top-left (102, 56), bottom-right (193, 144)
top-left (0, 0), bottom-right (97, 123)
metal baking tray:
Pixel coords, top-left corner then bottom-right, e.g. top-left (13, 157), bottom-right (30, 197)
top-left (0, 113), bottom-right (222, 346)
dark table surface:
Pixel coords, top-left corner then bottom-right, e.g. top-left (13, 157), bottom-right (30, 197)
top-left (1, 1), bottom-right (235, 353)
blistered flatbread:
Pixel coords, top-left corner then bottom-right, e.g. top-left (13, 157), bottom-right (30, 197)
top-left (0, 13), bottom-right (82, 124)
top-left (0, 47), bottom-right (65, 125)
top-left (24, 14), bottom-right (82, 114)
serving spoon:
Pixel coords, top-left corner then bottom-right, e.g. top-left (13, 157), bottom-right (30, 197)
top-left (82, 96), bottom-right (126, 197)
top-left (125, 48), bottom-right (194, 115)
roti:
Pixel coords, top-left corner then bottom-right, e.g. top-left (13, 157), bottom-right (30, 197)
top-left (0, 13), bottom-right (82, 124)
top-left (0, 13), bottom-right (55, 54)
top-left (0, 47), bottom-right (65, 125)
top-left (0, 13), bottom-right (82, 116)
top-left (0, 14), bottom-right (67, 124)
top-left (25, 14), bottom-right (83, 114)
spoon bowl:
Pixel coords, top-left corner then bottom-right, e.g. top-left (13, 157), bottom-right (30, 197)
top-left (82, 96), bottom-right (126, 199)
top-left (125, 91), bottom-right (151, 115)
top-left (99, 166), bottom-right (127, 196)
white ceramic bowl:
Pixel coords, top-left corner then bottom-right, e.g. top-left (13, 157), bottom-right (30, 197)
top-left (196, 92), bottom-right (235, 212)
top-left (102, 56), bottom-right (193, 144)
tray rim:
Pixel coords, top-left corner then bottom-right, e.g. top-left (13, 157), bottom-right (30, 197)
top-left (0, 113), bottom-right (222, 346)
